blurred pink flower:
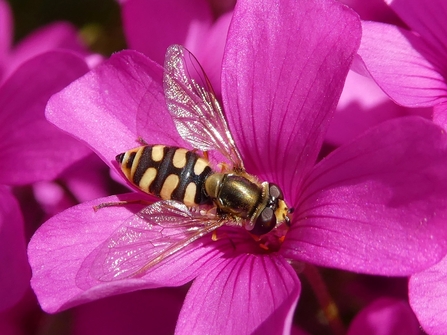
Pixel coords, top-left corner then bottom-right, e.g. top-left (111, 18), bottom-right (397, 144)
top-left (119, 0), bottom-right (231, 92)
top-left (0, 0), bottom-right (98, 317)
top-left (329, 70), bottom-right (431, 147)
top-left (32, 153), bottom-right (120, 221)
top-left (0, 0), bottom-right (90, 85)
top-left (28, 0), bottom-right (447, 334)
top-left (355, 0), bottom-right (447, 129)
top-left (355, 2), bottom-right (447, 333)
top-left (0, 0), bottom-right (93, 186)
top-left (347, 297), bottom-right (421, 335)
top-left (0, 186), bottom-right (28, 312)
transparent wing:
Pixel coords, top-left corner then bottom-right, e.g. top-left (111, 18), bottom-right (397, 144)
top-left (84, 200), bottom-right (225, 282)
top-left (163, 44), bottom-right (244, 169)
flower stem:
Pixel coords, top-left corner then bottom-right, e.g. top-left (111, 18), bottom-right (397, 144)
top-left (302, 264), bottom-right (345, 335)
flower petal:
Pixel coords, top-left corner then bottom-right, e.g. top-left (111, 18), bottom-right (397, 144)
top-left (222, 0), bottom-right (361, 201)
top-left (175, 254), bottom-right (300, 335)
top-left (328, 70), bottom-right (408, 146)
top-left (0, 0), bottom-right (12, 65)
top-left (0, 186), bottom-right (30, 311)
top-left (338, 0), bottom-right (402, 22)
top-left (191, 11), bottom-right (232, 95)
top-left (46, 50), bottom-right (185, 170)
top-left (121, 0), bottom-right (212, 66)
top-left (356, 21), bottom-right (447, 108)
top-left (433, 102), bottom-right (447, 131)
top-left (28, 193), bottom-right (229, 313)
top-left (0, 50), bottom-right (91, 185)
top-left (386, 0), bottom-right (447, 58)
top-left (409, 255), bottom-right (447, 335)
top-left (283, 117), bottom-right (447, 275)
top-left (4, 22), bottom-right (88, 81)
top-left (347, 297), bottom-right (420, 335)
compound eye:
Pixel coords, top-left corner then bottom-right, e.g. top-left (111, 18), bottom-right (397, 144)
top-left (250, 207), bottom-right (277, 236)
top-left (269, 183), bottom-right (284, 200)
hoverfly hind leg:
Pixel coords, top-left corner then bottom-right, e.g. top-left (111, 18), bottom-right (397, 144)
top-left (93, 199), bottom-right (153, 212)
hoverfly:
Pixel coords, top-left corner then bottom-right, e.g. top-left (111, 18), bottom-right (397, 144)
top-left (80, 45), bottom-right (292, 283)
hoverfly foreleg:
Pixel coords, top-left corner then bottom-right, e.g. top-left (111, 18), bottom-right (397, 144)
top-left (211, 228), bottom-right (236, 252)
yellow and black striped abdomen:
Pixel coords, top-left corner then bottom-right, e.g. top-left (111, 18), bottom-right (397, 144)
top-left (116, 145), bottom-right (213, 206)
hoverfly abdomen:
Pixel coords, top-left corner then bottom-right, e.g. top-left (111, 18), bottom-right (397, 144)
top-left (116, 145), bottom-right (213, 206)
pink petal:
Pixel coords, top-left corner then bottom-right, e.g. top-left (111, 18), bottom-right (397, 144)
top-left (175, 254), bottom-right (300, 335)
top-left (409, 255), bottom-right (447, 335)
top-left (72, 288), bottom-right (185, 335)
top-left (191, 11), bottom-right (232, 95)
top-left (338, 0), bottom-right (402, 23)
top-left (433, 102), bottom-right (447, 131)
top-left (356, 21), bottom-right (447, 108)
top-left (347, 297), bottom-right (420, 335)
top-left (386, 0), bottom-right (447, 57)
top-left (222, 0), bottom-right (361, 202)
top-left (282, 117), bottom-right (447, 275)
top-left (4, 22), bottom-right (88, 82)
top-left (0, 0), bottom-right (12, 64)
top-left (60, 154), bottom-right (113, 203)
top-left (121, 0), bottom-right (228, 93)
top-left (28, 193), bottom-right (229, 313)
top-left (0, 186), bottom-right (30, 311)
top-left (328, 70), bottom-right (408, 146)
top-left (0, 50), bottom-right (91, 185)
top-left (46, 50), bottom-right (186, 171)
top-left (121, 0), bottom-right (212, 65)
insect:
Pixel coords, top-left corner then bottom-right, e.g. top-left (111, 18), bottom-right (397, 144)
top-left (80, 45), bottom-right (292, 283)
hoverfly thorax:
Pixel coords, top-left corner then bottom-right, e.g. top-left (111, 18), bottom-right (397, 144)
top-left (204, 173), bottom-right (290, 236)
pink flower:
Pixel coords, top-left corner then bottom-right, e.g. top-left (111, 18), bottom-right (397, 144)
top-left (355, 2), bottom-right (447, 333)
top-left (0, 0), bottom-right (96, 314)
top-left (28, 0), bottom-right (447, 333)
top-left (0, 0), bottom-right (90, 84)
top-left (119, 0), bottom-right (232, 91)
top-left (355, 0), bottom-right (447, 129)
top-left (0, 0), bottom-right (93, 185)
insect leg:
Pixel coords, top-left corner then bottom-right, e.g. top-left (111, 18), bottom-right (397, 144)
top-left (93, 199), bottom-right (154, 212)
top-left (217, 162), bottom-right (231, 173)
top-left (136, 137), bottom-right (148, 145)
